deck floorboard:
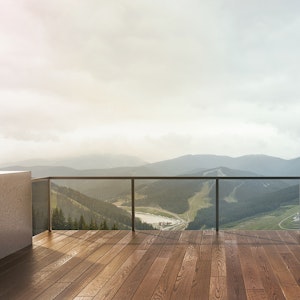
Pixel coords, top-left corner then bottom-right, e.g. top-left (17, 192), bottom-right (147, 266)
top-left (0, 230), bottom-right (299, 300)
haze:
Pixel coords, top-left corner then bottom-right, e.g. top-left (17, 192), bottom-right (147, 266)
top-left (1, 0), bottom-right (300, 164)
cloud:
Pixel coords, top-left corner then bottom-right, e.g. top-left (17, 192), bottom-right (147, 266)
top-left (0, 0), bottom-right (300, 163)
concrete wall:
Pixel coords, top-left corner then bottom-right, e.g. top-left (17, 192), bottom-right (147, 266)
top-left (0, 171), bottom-right (32, 259)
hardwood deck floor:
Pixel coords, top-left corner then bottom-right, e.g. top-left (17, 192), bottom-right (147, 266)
top-left (0, 230), bottom-right (299, 299)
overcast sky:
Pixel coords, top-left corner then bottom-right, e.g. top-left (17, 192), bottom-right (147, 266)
top-left (1, 0), bottom-right (300, 164)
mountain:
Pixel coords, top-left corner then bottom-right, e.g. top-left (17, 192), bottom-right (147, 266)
top-left (143, 154), bottom-right (300, 176)
top-left (2, 165), bottom-right (81, 178)
top-left (2, 154), bottom-right (300, 178)
top-left (130, 167), bottom-right (290, 214)
top-left (187, 183), bottom-right (299, 229)
top-left (0, 154), bottom-right (146, 170)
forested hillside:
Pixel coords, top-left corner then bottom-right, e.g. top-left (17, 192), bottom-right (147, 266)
top-left (51, 184), bottom-right (153, 230)
top-left (131, 167), bottom-right (289, 214)
top-left (188, 184), bottom-right (299, 229)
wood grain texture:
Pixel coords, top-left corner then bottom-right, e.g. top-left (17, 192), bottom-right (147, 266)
top-left (209, 276), bottom-right (227, 300)
top-left (225, 242), bottom-right (247, 300)
top-left (0, 230), bottom-right (299, 299)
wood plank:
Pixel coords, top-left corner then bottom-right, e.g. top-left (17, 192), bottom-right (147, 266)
top-left (112, 231), bottom-right (171, 300)
top-left (151, 232), bottom-right (187, 299)
top-left (246, 289), bottom-right (268, 300)
top-left (189, 255), bottom-right (212, 299)
top-left (1, 230), bottom-right (300, 299)
top-left (170, 245), bottom-right (198, 299)
top-left (263, 232), bottom-right (300, 299)
top-left (190, 231), bottom-right (212, 299)
top-left (0, 231), bottom-right (71, 274)
top-left (34, 282), bottom-right (70, 299)
top-left (131, 233), bottom-right (181, 300)
top-left (131, 257), bottom-right (168, 300)
top-left (5, 230), bottom-right (101, 300)
top-left (56, 230), bottom-right (120, 284)
top-left (272, 230), bottom-right (300, 285)
top-left (280, 252), bottom-right (300, 286)
top-left (289, 244), bottom-right (300, 264)
top-left (225, 238), bottom-right (247, 300)
top-left (158, 231), bottom-right (181, 258)
top-left (286, 230), bottom-right (300, 244)
top-left (210, 244), bottom-right (226, 277)
top-left (33, 231), bottom-right (120, 299)
top-left (136, 231), bottom-right (162, 250)
top-left (0, 230), bottom-right (90, 298)
top-left (238, 244), bottom-right (264, 290)
top-left (208, 234), bottom-right (227, 300)
top-left (0, 245), bottom-right (31, 272)
top-left (209, 276), bottom-right (227, 300)
top-left (93, 249), bottom-right (147, 300)
top-left (70, 231), bottom-right (143, 298)
top-left (55, 231), bottom-right (139, 300)
top-left (278, 230), bottom-right (299, 244)
top-left (252, 246), bottom-right (286, 300)
top-left (0, 231), bottom-right (53, 269)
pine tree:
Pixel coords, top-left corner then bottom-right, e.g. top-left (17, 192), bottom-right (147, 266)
top-left (89, 218), bottom-right (98, 230)
top-left (73, 218), bottom-right (79, 230)
top-left (66, 216), bottom-right (74, 229)
top-left (111, 223), bottom-right (118, 230)
top-left (78, 214), bottom-right (87, 230)
top-left (52, 207), bottom-right (66, 229)
top-left (100, 219), bottom-right (109, 230)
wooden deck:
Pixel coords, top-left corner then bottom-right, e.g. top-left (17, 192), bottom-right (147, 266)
top-left (0, 230), bottom-right (299, 300)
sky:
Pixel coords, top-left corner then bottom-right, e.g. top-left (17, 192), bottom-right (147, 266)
top-left (1, 0), bottom-right (300, 164)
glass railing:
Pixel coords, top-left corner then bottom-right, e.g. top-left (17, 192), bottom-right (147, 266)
top-left (32, 178), bottom-right (50, 235)
top-left (218, 179), bottom-right (300, 230)
top-left (32, 176), bottom-right (300, 234)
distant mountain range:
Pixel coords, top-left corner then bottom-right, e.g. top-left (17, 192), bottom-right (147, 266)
top-left (2, 154), bottom-right (300, 177)
top-left (0, 154), bottom-right (146, 170)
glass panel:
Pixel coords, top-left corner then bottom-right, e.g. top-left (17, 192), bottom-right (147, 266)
top-left (219, 179), bottom-right (300, 230)
top-left (50, 179), bottom-right (137, 230)
top-left (49, 178), bottom-right (217, 231)
top-left (32, 179), bottom-right (49, 235)
top-left (134, 179), bottom-right (215, 230)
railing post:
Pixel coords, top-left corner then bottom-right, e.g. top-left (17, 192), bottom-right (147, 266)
top-left (216, 178), bottom-right (219, 232)
top-left (48, 178), bottom-right (52, 232)
top-left (131, 179), bottom-right (135, 232)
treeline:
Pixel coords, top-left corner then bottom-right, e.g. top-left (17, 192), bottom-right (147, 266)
top-left (188, 184), bottom-right (299, 229)
top-left (52, 184), bottom-right (154, 230)
top-left (52, 207), bottom-right (118, 230)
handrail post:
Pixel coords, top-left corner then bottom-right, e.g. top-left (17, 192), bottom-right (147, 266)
top-left (216, 178), bottom-right (219, 232)
top-left (48, 178), bottom-right (52, 232)
top-left (131, 179), bottom-right (135, 232)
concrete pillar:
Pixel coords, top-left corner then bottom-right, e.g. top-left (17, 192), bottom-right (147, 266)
top-left (0, 171), bottom-right (32, 259)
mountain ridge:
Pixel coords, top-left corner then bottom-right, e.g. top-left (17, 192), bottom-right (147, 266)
top-left (1, 154), bottom-right (300, 177)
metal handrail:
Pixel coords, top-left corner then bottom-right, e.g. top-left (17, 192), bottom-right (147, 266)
top-left (32, 175), bottom-right (300, 232)
top-left (33, 176), bottom-right (300, 181)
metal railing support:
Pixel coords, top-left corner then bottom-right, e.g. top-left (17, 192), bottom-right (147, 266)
top-left (48, 178), bottom-right (52, 232)
top-left (131, 179), bottom-right (135, 232)
top-left (216, 178), bottom-right (219, 232)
